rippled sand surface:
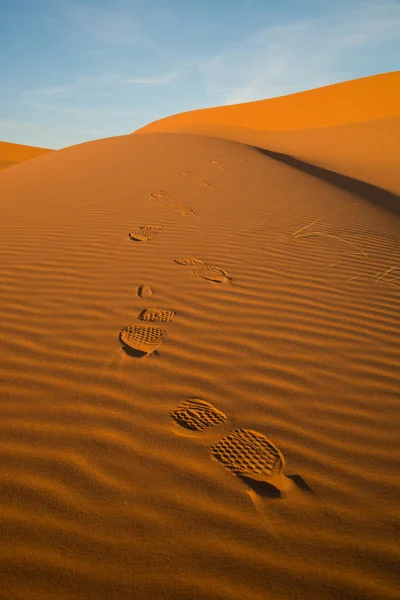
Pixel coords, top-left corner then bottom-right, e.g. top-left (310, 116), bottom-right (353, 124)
top-left (0, 127), bottom-right (399, 599)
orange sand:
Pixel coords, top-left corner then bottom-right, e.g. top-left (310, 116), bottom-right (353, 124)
top-left (0, 74), bottom-right (399, 600)
top-left (135, 72), bottom-right (400, 194)
top-left (0, 140), bottom-right (52, 171)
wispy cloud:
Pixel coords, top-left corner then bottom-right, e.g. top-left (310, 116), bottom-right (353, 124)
top-left (200, 0), bottom-right (400, 104)
top-left (120, 71), bottom-right (182, 86)
top-left (22, 68), bottom-right (182, 101)
top-left (0, 118), bottom-right (39, 132)
top-left (23, 101), bottom-right (147, 119)
top-left (27, 84), bottom-right (79, 98)
top-left (64, 1), bottom-right (151, 47)
top-left (23, 75), bottom-right (115, 98)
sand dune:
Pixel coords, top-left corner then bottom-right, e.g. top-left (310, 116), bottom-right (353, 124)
top-left (0, 126), bottom-right (399, 599)
top-left (134, 72), bottom-right (400, 194)
top-left (135, 72), bottom-right (399, 132)
top-left (0, 140), bottom-right (52, 171)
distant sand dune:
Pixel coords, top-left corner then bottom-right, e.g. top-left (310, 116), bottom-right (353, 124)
top-left (0, 130), bottom-right (399, 599)
top-left (0, 140), bottom-right (52, 171)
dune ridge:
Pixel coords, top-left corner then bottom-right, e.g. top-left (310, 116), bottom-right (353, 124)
top-left (0, 130), bottom-right (399, 599)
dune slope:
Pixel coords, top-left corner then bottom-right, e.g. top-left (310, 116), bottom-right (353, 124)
top-left (0, 140), bottom-right (53, 171)
top-left (0, 131), bottom-right (399, 600)
top-left (134, 72), bottom-right (400, 194)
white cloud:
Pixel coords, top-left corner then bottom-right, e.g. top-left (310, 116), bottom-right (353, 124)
top-left (199, 0), bottom-right (400, 104)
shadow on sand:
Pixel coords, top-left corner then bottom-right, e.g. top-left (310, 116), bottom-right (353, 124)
top-left (121, 346), bottom-right (161, 359)
top-left (239, 474), bottom-right (314, 498)
top-left (253, 147), bottom-right (400, 217)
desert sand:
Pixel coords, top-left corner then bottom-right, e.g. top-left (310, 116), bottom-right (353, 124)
top-left (0, 74), bottom-right (399, 600)
top-left (0, 141), bottom-right (52, 171)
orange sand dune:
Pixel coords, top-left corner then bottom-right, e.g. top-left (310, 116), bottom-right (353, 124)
top-left (134, 72), bottom-right (400, 194)
top-left (0, 140), bottom-right (52, 171)
top-left (0, 130), bottom-right (399, 600)
top-left (135, 72), bottom-right (399, 132)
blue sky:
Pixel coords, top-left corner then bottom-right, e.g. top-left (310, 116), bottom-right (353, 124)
top-left (0, 0), bottom-right (399, 149)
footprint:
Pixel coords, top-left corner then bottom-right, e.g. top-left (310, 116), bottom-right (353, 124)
top-left (209, 160), bottom-right (226, 171)
top-left (171, 399), bottom-right (227, 431)
top-left (129, 226), bottom-right (162, 242)
top-left (174, 257), bottom-right (204, 266)
top-left (211, 429), bottom-right (293, 495)
top-left (151, 190), bottom-right (174, 199)
top-left (194, 179), bottom-right (211, 187)
top-left (174, 260), bottom-right (230, 282)
top-left (119, 324), bottom-right (165, 354)
top-left (166, 204), bottom-right (196, 216)
top-left (177, 170), bottom-right (192, 176)
top-left (138, 308), bottom-right (175, 323)
top-left (192, 265), bottom-right (230, 283)
top-left (137, 285), bottom-right (154, 298)
top-left (210, 429), bottom-right (310, 496)
top-left (211, 429), bottom-right (283, 477)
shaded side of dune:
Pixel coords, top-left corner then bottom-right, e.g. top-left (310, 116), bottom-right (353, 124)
top-left (253, 145), bottom-right (400, 218)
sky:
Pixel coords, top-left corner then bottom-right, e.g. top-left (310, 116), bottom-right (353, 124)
top-left (0, 0), bottom-right (399, 149)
